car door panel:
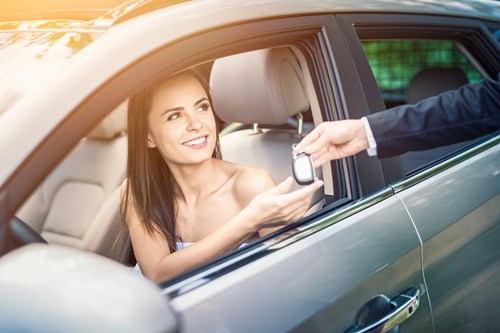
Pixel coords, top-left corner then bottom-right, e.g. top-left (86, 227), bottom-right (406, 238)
top-left (395, 139), bottom-right (500, 332)
top-left (168, 194), bottom-right (432, 332)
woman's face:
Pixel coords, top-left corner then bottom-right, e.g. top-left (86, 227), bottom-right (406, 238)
top-left (147, 73), bottom-right (217, 166)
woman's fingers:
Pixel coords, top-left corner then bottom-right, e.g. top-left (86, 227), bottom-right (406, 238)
top-left (264, 176), bottom-right (294, 196)
top-left (251, 178), bottom-right (324, 228)
top-left (286, 179), bottom-right (324, 202)
top-left (277, 180), bottom-right (324, 221)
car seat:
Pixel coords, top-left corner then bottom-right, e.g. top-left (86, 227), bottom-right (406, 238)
top-left (407, 67), bottom-right (469, 104)
top-left (400, 67), bottom-right (470, 174)
top-left (210, 47), bottom-right (324, 212)
top-left (16, 101), bottom-right (130, 263)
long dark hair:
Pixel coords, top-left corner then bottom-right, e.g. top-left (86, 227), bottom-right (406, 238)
top-left (121, 68), bottom-right (222, 253)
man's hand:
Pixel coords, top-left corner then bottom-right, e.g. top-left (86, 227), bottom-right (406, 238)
top-left (293, 120), bottom-right (369, 167)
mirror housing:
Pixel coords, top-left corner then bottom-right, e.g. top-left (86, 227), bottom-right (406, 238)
top-left (0, 244), bottom-right (178, 333)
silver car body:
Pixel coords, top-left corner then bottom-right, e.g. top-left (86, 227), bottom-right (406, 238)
top-left (0, 1), bottom-right (498, 332)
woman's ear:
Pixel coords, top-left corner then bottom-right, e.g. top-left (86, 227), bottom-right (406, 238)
top-left (147, 133), bottom-right (157, 148)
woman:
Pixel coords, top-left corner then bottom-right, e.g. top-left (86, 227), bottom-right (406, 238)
top-left (121, 68), bottom-right (323, 283)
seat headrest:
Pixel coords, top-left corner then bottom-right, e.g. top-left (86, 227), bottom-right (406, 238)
top-left (407, 68), bottom-right (469, 104)
top-left (210, 47), bottom-right (309, 125)
top-left (88, 100), bottom-right (127, 140)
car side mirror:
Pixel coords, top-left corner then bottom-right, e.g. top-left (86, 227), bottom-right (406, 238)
top-left (0, 244), bottom-right (179, 333)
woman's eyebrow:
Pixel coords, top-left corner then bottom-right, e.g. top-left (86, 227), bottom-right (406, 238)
top-left (160, 97), bottom-right (208, 116)
top-left (161, 106), bottom-right (183, 116)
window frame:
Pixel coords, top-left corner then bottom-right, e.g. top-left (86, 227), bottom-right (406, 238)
top-left (79, 14), bottom-right (375, 294)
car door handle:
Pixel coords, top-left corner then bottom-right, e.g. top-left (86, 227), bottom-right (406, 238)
top-left (345, 287), bottom-right (420, 333)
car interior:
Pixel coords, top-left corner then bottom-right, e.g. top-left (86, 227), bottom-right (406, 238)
top-left (396, 66), bottom-right (473, 175)
top-left (10, 45), bottom-right (327, 267)
top-left (16, 100), bottom-right (131, 263)
top-left (210, 46), bottom-right (325, 211)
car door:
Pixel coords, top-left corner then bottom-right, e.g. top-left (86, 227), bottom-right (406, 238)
top-left (144, 12), bottom-right (432, 333)
top-left (339, 12), bottom-right (500, 332)
top-left (395, 138), bottom-right (500, 332)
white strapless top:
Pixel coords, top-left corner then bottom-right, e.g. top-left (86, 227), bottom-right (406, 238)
top-left (175, 241), bottom-right (193, 251)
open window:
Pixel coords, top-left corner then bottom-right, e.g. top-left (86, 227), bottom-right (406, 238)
top-left (131, 41), bottom-right (344, 275)
top-left (120, 17), bottom-right (362, 288)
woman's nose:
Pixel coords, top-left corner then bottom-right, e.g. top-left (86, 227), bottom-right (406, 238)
top-left (186, 114), bottom-right (203, 131)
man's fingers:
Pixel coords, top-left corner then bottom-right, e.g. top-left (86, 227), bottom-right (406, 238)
top-left (301, 134), bottom-right (332, 156)
top-left (312, 155), bottom-right (330, 168)
top-left (293, 127), bottom-right (323, 152)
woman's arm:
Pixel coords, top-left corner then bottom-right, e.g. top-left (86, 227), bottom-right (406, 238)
top-left (233, 167), bottom-right (287, 237)
top-left (122, 176), bottom-right (322, 283)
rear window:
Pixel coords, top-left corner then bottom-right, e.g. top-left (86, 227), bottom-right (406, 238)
top-left (362, 40), bottom-right (482, 108)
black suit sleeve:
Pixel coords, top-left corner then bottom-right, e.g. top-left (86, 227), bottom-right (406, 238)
top-left (366, 73), bottom-right (500, 158)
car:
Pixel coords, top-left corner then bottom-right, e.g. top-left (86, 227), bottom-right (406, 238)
top-left (0, 0), bottom-right (499, 332)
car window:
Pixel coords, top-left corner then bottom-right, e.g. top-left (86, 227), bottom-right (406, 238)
top-left (361, 38), bottom-right (486, 177)
top-left (14, 43), bottom-right (342, 274)
top-left (362, 40), bottom-right (482, 108)
top-left (4, 8), bottom-right (359, 289)
top-left (15, 101), bottom-right (130, 263)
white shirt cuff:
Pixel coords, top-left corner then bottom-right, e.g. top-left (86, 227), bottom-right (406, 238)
top-left (362, 117), bottom-right (377, 157)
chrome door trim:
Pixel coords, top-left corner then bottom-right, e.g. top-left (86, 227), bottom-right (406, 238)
top-left (268, 187), bottom-right (394, 250)
top-left (392, 135), bottom-right (499, 194)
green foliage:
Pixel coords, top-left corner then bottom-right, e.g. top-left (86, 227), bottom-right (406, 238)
top-left (362, 40), bottom-right (482, 101)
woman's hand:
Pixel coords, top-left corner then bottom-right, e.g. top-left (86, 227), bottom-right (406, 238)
top-left (240, 176), bottom-right (323, 230)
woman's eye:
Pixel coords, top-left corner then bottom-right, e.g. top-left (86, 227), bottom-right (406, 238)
top-left (197, 103), bottom-right (210, 113)
top-left (167, 112), bottom-right (180, 121)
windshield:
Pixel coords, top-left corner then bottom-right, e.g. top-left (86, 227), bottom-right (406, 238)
top-left (0, 20), bottom-right (101, 118)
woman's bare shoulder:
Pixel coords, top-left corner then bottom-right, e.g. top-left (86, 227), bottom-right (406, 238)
top-left (224, 162), bottom-right (276, 200)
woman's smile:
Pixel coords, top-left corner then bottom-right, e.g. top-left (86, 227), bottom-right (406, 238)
top-left (183, 135), bottom-right (208, 149)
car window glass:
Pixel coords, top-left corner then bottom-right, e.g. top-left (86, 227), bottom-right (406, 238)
top-left (362, 39), bottom-right (484, 176)
top-left (491, 29), bottom-right (500, 43)
top-left (362, 40), bottom-right (482, 108)
top-left (15, 100), bottom-right (130, 264)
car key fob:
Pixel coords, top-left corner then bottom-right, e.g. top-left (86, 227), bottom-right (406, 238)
top-left (292, 152), bottom-right (316, 185)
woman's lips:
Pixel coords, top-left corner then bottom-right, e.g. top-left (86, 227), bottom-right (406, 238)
top-left (183, 135), bottom-right (208, 148)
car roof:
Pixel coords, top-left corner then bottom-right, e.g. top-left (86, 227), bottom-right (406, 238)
top-left (110, 0), bottom-right (500, 28)
top-left (110, 0), bottom-right (500, 27)
top-left (0, 0), bottom-right (498, 31)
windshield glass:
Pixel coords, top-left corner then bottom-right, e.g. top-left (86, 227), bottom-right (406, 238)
top-left (0, 20), bottom-right (101, 118)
